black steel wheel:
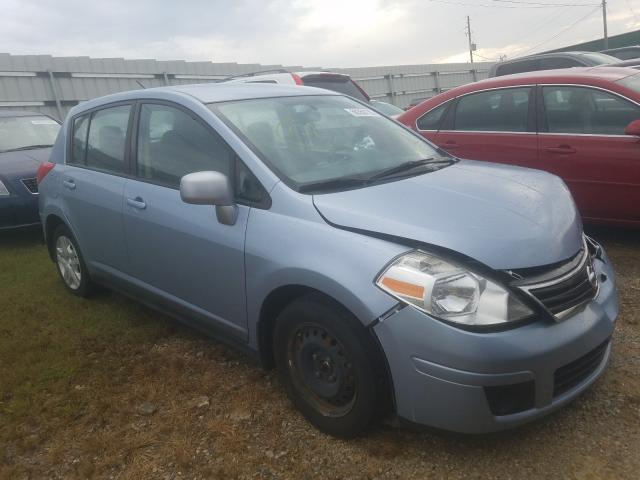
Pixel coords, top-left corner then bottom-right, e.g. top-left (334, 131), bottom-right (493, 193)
top-left (274, 293), bottom-right (389, 438)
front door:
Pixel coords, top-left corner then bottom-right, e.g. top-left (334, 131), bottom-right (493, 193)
top-left (123, 102), bottom-right (249, 339)
top-left (537, 85), bottom-right (640, 224)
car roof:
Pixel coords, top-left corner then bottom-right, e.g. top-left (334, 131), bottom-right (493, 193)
top-left (70, 82), bottom-right (337, 115)
top-left (462, 66), bottom-right (637, 92)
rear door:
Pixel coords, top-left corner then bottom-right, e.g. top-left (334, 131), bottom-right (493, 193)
top-left (61, 103), bottom-right (133, 274)
top-left (432, 86), bottom-right (539, 168)
top-left (537, 85), bottom-right (640, 223)
top-left (123, 101), bottom-right (251, 339)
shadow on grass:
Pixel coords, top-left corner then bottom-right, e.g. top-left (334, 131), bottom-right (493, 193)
top-left (0, 225), bottom-right (44, 249)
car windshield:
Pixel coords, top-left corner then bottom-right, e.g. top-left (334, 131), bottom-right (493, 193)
top-left (301, 75), bottom-right (368, 102)
top-left (0, 115), bottom-right (60, 153)
top-left (617, 72), bottom-right (640, 93)
top-left (210, 95), bottom-right (449, 192)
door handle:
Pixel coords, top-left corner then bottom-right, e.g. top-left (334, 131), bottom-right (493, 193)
top-left (443, 141), bottom-right (460, 149)
top-left (545, 146), bottom-right (576, 154)
top-left (126, 197), bottom-right (147, 210)
top-left (62, 179), bottom-right (76, 190)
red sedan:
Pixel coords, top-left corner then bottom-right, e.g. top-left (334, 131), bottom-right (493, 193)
top-left (398, 67), bottom-right (640, 227)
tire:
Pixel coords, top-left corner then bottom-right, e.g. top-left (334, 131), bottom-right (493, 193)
top-left (273, 293), bottom-right (389, 438)
top-left (52, 225), bottom-right (93, 297)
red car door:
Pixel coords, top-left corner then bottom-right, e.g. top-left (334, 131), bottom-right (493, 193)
top-left (537, 85), bottom-right (640, 225)
top-left (421, 87), bottom-right (539, 168)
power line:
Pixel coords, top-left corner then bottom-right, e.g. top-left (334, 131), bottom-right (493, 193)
top-left (492, 0), bottom-right (598, 6)
top-left (426, 0), bottom-right (591, 8)
top-left (519, 5), bottom-right (601, 55)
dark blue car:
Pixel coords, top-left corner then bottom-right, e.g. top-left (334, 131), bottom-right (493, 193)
top-left (0, 111), bottom-right (60, 230)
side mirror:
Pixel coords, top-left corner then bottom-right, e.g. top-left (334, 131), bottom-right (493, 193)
top-left (180, 171), bottom-right (238, 225)
top-left (624, 119), bottom-right (640, 136)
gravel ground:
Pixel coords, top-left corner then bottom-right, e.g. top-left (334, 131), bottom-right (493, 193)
top-left (1, 226), bottom-right (639, 479)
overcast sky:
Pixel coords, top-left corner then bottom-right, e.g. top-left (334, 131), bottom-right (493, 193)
top-left (2, 0), bottom-right (640, 67)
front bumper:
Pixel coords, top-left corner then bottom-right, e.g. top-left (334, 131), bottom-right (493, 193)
top-left (374, 254), bottom-right (619, 433)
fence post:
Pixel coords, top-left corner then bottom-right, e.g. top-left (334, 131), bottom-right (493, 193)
top-left (432, 71), bottom-right (441, 94)
top-left (163, 72), bottom-right (170, 86)
top-left (46, 70), bottom-right (64, 121)
top-left (470, 68), bottom-right (477, 82)
top-left (385, 73), bottom-right (396, 105)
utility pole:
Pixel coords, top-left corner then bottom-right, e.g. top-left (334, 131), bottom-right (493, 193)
top-left (602, 1), bottom-right (608, 49)
top-left (466, 16), bottom-right (475, 64)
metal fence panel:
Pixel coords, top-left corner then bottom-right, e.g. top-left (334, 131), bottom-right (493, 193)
top-left (0, 53), bottom-right (494, 120)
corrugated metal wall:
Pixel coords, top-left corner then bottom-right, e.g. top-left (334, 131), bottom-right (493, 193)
top-left (0, 53), bottom-right (492, 121)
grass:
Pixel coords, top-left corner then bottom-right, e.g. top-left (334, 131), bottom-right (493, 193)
top-left (1, 227), bottom-right (639, 479)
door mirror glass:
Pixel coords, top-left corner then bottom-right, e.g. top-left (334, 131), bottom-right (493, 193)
top-left (624, 119), bottom-right (640, 136)
top-left (180, 171), bottom-right (238, 225)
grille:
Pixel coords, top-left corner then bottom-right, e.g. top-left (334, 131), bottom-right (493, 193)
top-left (21, 178), bottom-right (38, 194)
top-left (527, 256), bottom-right (597, 316)
top-left (554, 340), bottom-right (609, 397)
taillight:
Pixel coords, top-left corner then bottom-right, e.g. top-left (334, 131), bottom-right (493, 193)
top-left (37, 161), bottom-right (55, 184)
top-left (291, 73), bottom-right (304, 85)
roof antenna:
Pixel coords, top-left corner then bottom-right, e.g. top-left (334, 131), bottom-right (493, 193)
top-left (136, 80), bottom-right (147, 89)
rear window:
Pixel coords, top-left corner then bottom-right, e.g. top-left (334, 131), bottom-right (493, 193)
top-left (302, 75), bottom-right (368, 101)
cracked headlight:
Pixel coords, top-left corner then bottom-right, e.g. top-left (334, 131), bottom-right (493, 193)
top-left (376, 251), bottom-right (535, 327)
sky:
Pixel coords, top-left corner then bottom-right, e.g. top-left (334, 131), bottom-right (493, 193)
top-left (1, 0), bottom-right (640, 67)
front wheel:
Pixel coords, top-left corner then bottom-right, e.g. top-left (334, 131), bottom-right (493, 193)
top-left (52, 225), bottom-right (93, 297)
top-left (273, 293), bottom-right (388, 438)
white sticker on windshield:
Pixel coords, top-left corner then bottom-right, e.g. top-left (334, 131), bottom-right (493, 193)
top-left (31, 119), bottom-right (57, 125)
top-left (343, 108), bottom-right (379, 117)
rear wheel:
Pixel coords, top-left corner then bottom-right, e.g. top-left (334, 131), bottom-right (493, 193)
top-left (274, 293), bottom-right (388, 438)
top-left (53, 225), bottom-right (93, 297)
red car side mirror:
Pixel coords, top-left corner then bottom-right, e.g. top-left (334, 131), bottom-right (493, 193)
top-left (624, 119), bottom-right (640, 136)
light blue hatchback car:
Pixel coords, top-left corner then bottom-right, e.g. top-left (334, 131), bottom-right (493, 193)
top-left (38, 83), bottom-right (619, 437)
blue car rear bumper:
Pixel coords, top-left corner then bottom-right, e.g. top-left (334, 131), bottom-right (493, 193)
top-left (0, 194), bottom-right (40, 230)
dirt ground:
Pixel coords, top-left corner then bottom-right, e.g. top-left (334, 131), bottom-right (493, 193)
top-left (0, 226), bottom-right (638, 479)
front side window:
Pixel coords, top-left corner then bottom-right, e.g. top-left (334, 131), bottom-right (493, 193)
top-left (0, 115), bottom-right (59, 153)
top-left (542, 86), bottom-right (640, 135)
top-left (136, 103), bottom-right (233, 187)
top-left (211, 95), bottom-right (446, 191)
top-left (417, 101), bottom-right (450, 130)
top-left (453, 88), bottom-right (531, 132)
top-left (85, 105), bottom-right (131, 174)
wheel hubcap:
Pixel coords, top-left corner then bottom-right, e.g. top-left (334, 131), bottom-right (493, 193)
top-left (288, 324), bottom-right (357, 417)
top-left (56, 236), bottom-right (82, 290)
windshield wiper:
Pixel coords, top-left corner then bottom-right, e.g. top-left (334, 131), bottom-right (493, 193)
top-left (298, 176), bottom-right (370, 193)
top-left (367, 157), bottom-right (452, 182)
top-left (2, 144), bottom-right (54, 153)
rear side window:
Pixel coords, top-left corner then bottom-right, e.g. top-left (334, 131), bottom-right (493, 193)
top-left (85, 105), bottom-right (132, 174)
top-left (136, 103), bottom-right (233, 188)
top-left (70, 114), bottom-right (90, 165)
top-left (416, 102), bottom-right (450, 130)
top-left (495, 59), bottom-right (540, 76)
top-left (542, 86), bottom-right (640, 135)
top-left (539, 57), bottom-right (581, 70)
top-left (453, 87), bottom-right (531, 132)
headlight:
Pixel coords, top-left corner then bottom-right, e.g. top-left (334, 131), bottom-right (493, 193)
top-left (376, 251), bottom-right (534, 327)
top-left (0, 180), bottom-right (10, 196)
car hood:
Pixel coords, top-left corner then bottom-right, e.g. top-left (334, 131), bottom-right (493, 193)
top-left (312, 160), bottom-right (583, 270)
top-left (0, 148), bottom-right (50, 178)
